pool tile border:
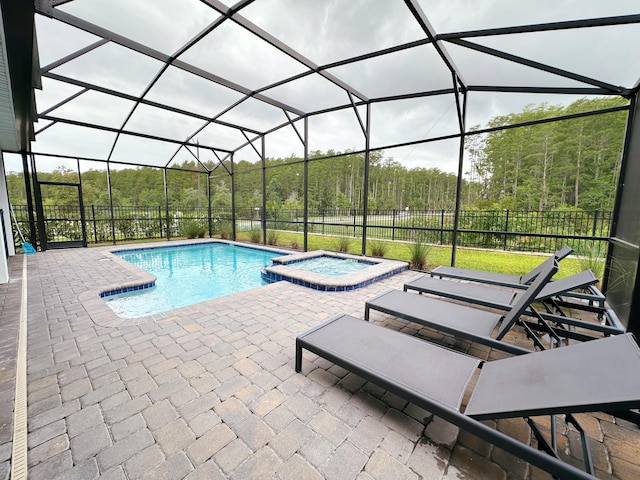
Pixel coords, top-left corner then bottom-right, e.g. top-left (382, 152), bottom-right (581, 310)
top-left (99, 282), bottom-right (156, 298)
top-left (111, 238), bottom-right (291, 256)
top-left (262, 250), bottom-right (409, 291)
top-left (261, 266), bottom-right (408, 291)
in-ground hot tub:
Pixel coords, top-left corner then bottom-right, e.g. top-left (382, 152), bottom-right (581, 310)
top-left (261, 250), bottom-right (408, 291)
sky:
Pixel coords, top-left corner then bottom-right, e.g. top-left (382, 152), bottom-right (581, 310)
top-left (17, 0), bottom-right (640, 174)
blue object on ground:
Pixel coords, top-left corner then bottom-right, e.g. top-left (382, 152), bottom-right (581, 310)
top-left (22, 242), bottom-right (36, 254)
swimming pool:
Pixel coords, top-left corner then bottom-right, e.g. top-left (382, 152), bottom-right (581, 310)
top-left (103, 242), bottom-right (283, 318)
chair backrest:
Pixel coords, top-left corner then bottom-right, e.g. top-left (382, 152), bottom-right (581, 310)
top-left (520, 246), bottom-right (572, 285)
top-left (465, 332), bottom-right (640, 420)
top-left (534, 269), bottom-right (598, 300)
top-left (496, 258), bottom-right (559, 340)
top-left (554, 245), bottom-right (574, 262)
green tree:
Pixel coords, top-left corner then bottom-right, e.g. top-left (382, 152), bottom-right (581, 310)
top-left (474, 97), bottom-right (627, 211)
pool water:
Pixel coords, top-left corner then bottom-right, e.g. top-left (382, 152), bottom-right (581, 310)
top-left (105, 243), bottom-right (279, 318)
top-left (289, 255), bottom-right (374, 276)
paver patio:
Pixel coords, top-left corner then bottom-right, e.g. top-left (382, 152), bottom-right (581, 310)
top-left (0, 240), bottom-right (639, 479)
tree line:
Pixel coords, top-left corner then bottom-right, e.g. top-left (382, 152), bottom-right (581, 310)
top-left (6, 97), bottom-right (626, 213)
top-left (466, 97), bottom-right (627, 211)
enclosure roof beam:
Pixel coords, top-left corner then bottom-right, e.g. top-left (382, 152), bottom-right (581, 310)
top-left (466, 104), bottom-right (630, 137)
top-left (210, 152), bottom-right (232, 176)
top-left (41, 72), bottom-right (263, 135)
top-left (447, 38), bottom-right (625, 94)
top-left (241, 131), bottom-right (263, 160)
top-left (30, 151), bottom-right (212, 173)
top-left (181, 144), bottom-right (214, 174)
top-left (348, 92), bottom-right (367, 137)
top-left (38, 114), bottom-right (233, 153)
top-left (403, 0), bottom-right (467, 91)
top-left (468, 85), bottom-right (632, 96)
top-left (34, 120), bottom-right (55, 137)
top-left (438, 14), bottom-right (640, 40)
top-left (320, 38), bottom-right (433, 71)
top-left (39, 87), bottom-right (88, 116)
top-left (40, 38), bottom-right (109, 73)
top-left (369, 88), bottom-right (457, 104)
top-left (283, 110), bottom-right (305, 146)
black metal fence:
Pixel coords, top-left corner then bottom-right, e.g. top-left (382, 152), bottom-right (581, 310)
top-left (11, 205), bottom-right (611, 255)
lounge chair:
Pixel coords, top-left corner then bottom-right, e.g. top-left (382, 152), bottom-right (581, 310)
top-left (429, 247), bottom-right (605, 312)
top-left (295, 314), bottom-right (640, 479)
top-left (365, 256), bottom-right (560, 355)
top-left (405, 269), bottom-right (597, 311)
top-left (430, 245), bottom-right (572, 288)
top-left (403, 268), bottom-right (624, 339)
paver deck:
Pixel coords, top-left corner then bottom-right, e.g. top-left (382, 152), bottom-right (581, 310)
top-left (0, 240), bottom-right (639, 479)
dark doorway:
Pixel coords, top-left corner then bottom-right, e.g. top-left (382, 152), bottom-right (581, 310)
top-left (37, 181), bottom-right (87, 249)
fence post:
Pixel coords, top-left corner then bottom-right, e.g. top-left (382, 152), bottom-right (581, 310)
top-left (166, 207), bottom-right (171, 241)
top-left (392, 209), bottom-right (396, 241)
top-left (92, 205), bottom-right (98, 244)
top-left (503, 209), bottom-right (509, 251)
top-left (353, 209), bottom-right (357, 237)
top-left (440, 210), bottom-right (445, 245)
top-left (158, 206), bottom-right (163, 239)
top-left (592, 210), bottom-right (599, 237)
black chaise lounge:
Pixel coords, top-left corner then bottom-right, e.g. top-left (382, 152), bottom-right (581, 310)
top-left (405, 268), bottom-right (597, 311)
top-left (429, 245), bottom-right (573, 288)
top-left (403, 268), bottom-right (624, 338)
top-left (366, 257), bottom-right (560, 355)
top-left (295, 315), bottom-right (640, 479)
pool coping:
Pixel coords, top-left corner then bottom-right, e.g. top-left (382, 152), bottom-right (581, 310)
top-left (261, 250), bottom-right (409, 291)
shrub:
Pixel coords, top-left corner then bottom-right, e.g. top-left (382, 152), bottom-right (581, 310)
top-left (408, 236), bottom-right (430, 270)
top-left (290, 240), bottom-right (299, 250)
top-left (249, 228), bottom-right (262, 243)
top-left (333, 236), bottom-right (351, 253)
top-left (182, 221), bottom-right (206, 239)
top-left (267, 230), bottom-right (280, 246)
top-left (218, 221), bottom-right (232, 239)
top-left (576, 241), bottom-right (605, 283)
top-left (368, 239), bottom-right (387, 257)
top-left (115, 218), bottom-right (136, 239)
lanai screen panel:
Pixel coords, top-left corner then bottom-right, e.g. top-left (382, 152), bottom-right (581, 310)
top-left (370, 96), bottom-right (460, 150)
top-left (608, 99), bottom-right (640, 334)
top-left (32, 124), bottom-right (118, 161)
top-left (264, 124), bottom-right (305, 162)
top-left (32, 1), bottom-right (640, 171)
top-left (241, 0), bottom-right (427, 65)
top-left (307, 109), bottom-right (366, 155)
